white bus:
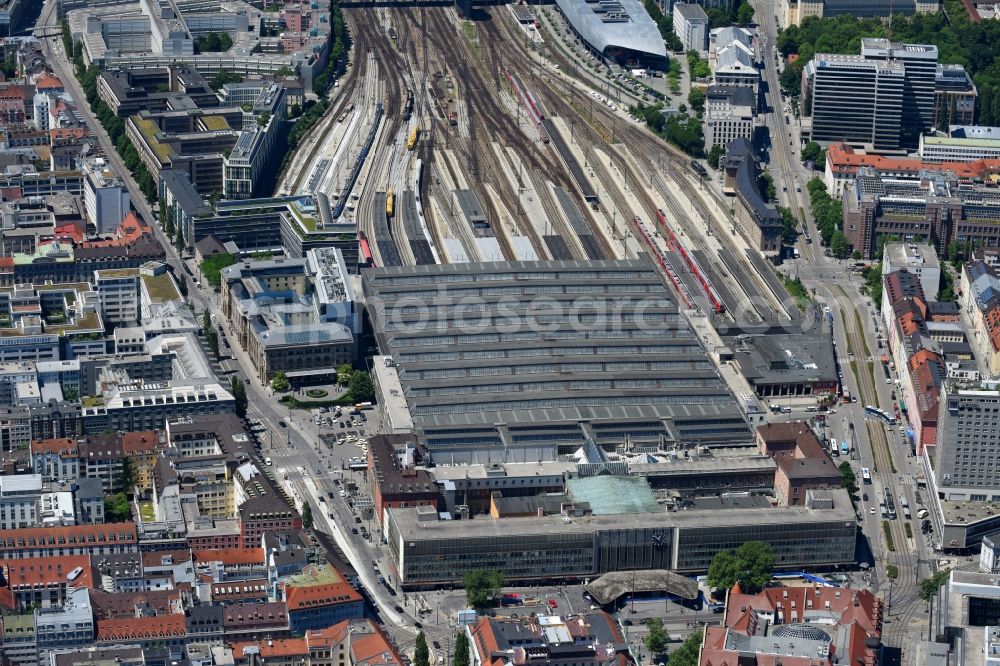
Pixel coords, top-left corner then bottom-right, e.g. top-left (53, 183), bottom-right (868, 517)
top-left (861, 467), bottom-right (872, 484)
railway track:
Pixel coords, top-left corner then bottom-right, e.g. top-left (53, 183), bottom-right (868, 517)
top-left (398, 7), bottom-right (587, 262)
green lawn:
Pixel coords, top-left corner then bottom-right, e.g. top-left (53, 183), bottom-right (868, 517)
top-left (139, 501), bottom-right (156, 522)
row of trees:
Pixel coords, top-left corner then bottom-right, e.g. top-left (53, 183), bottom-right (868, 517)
top-left (65, 28), bottom-right (159, 202)
top-left (806, 177), bottom-right (849, 256)
top-left (776, 1), bottom-right (1000, 125)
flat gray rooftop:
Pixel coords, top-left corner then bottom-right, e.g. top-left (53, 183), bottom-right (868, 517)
top-left (388, 487), bottom-right (854, 539)
top-left (363, 259), bottom-right (750, 449)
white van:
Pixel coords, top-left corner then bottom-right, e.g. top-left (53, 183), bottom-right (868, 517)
top-left (917, 508), bottom-right (929, 519)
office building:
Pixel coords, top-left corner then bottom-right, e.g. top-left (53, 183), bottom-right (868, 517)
top-left (803, 54), bottom-right (904, 150)
top-left (80, 379), bottom-right (236, 434)
top-left (35, 587), bottom-right (96, 666)
top-left (220, 250), bottom-right (356, 385)
top-left (554, 0), bottom-right (668, 68)
top-left (673, 3), bottom-right (709, 54)
top-left (384, 488), bottom-right (856, 589)
top-left (925, 571), bottom-right (1000, 663)
top-left (363, 258), bottom-right (750, 460)
top-left (703, 85), bottom-right (756, 154)
top-left (934, 64), bottom-right (977, 130)
top-left (222, 81), bottom-right (287, 200)
top-left (842, 167), bottom-right (1000, 259)
top-left (935, 382), bottom-right (1000, 502)
top-left (780, 0), bottom-right (939, 28)
top-left (282, 564), bottom-right (364, 635)
top-left (883, 242), bottom-right (941, 301)
top-left (823, 142), bottom-right (1000, 196)
top-left (920, 126), bottom-right (1000, 163)
top-left (860, 39), bottom-right (938, 147)
top-left (94, 268), bottom-right (140, 325)
top-left (82, 157), bottom-right (130, 234)
top-left (0, 473), bottom-right (42, 530)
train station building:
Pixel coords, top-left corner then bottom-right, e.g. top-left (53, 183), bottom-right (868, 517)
top-left (555, 0), bottom-right (668, 69)
top-left (362, 258), bottom-right (751, 462)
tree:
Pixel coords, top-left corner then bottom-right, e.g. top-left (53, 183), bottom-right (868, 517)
top-left (688, 87), bottom-right (706, 114)
top-left (946, 239), bottom-right (962, 267)
top-left (200, 253), bottom-right (237, 287)
top-left (271, 370), bottom-right (291, 392)
top-left (63, 387), bottom-right (78, 401)
top-left (707, 549), bottom-right (739, 591)
top-left (414, 632), bottom-right (430, 666)
top-left (886, 565), bottom-right (899, 580)
top-left (643, 618), bottom-right (668, 656)
top-left (839, 461), bottom-right (857, 494)
top-left (707, 541), bottom-right (775, 593)
top-left (668, 629), bottom-right (703, 666)
top-left (454, 631), bottom-right (470, 666)
top-left (707, 144), bottom-right (724, 169)
top-left (104, 492), bottom-right (132, 522)
top-left (831, 230), bottom-right (850, 259)
top-left (736, 1), bottom-right (755, 26)
top-left (301, 501), bottom-right (313, 530)
top-left (120, 456), bottom-right (135, 493)
top-left (758, 170), bottom-right (776, 202)
top-left (779, 206), bottom-right (798, 245)
top-left (463, 569), bottom-right (505, 609)
top-left (920, 568), bottom-right (951, 601)
top-left (230, 375), bottom-right (248, 418)
top-left (337, 364), bottom-right (354, 385)
top-left (348, 371), bottom-right (375, 403)
top-left (800, 142), bottom-right (825, 165)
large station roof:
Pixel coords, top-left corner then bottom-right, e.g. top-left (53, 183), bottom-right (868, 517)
top-left (556, 0), bottom-right (667, 60)
top-left (362, 259), bottom-right (749, 451)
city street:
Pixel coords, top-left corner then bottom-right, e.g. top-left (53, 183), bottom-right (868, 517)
top-left (752, 2), bottom-right (936, 653)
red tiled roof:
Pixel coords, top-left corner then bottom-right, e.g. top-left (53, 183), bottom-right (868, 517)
top-left (96, 614), bottom-right (186, 641)
top-left (34, 74), bottom-right (63, 90)
top-left (30, 437), bottom-right (78, 457)
top-left (2, 555), bottom-right (94, 589)
top-left (231, 638), bottom-right (308, 660)
top-left (908, 349), bottom-right (944, 422)
top-left (284, 580), bottom-right (362, 612)
top-left (351, 624), bottom-right (404, 666)
top-left (702, 586), bottom-right (883, 666)
top-left (0, 524), bottom-right (137, 552)
top-left (121, 430), bottom-right (162, 455)
top-left (827, 142), bottom-right (1000, 181)
top-left (305, 620), bottom-right (350, 648)
top-left (50, 127), bottom-right (91, 142)
top-left (54, 223), bottom-right (83, 243)
top-left (81, 213), bottom-right (151, 249)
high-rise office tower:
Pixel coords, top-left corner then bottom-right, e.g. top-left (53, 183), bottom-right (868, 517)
top-left (804, 55), bottom-right (904, 150)
top-left (861, 39), bottom-right (939, 146)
